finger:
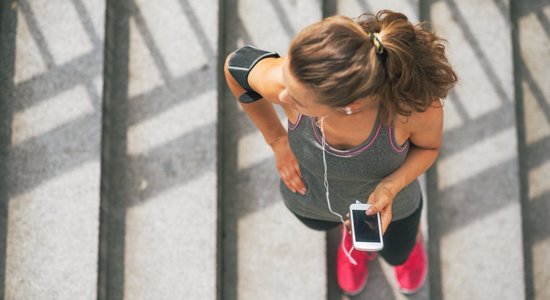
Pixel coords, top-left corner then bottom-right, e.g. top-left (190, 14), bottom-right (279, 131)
top-left (289, 169), bottom-right (307, 195)
top-left (292, 178), bottom-right (307, 195)
top-left (293, 161), bottom-right (302, 178)
top-left (285, 183), bottom-right (297, 193)
top-left (287, 174), bottom-right (305, 195)
top-left (344, 219), bottom-right (351, 231)
top-left (280, 169), bottom-right (290, 180)
top-left (366, 194), bottom-right (387, 215)
top-left (366, 197), bottom-right (382, 215)
top-left (282, 177), bottom-right (297, 193)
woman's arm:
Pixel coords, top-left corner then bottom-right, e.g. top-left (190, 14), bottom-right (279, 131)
top-left (224, 54), bottom-right (287, 145)
top-left (366, 104), bottom-right (443, 233)
top-left (224, 53), bottom-right (307, 194)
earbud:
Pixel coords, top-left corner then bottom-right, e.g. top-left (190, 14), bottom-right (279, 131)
top-left (344, 107), bottom-right (352, 115)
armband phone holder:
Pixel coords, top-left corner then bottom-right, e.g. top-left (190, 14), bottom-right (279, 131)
top-left (228, 45), bottom-right (280, 103)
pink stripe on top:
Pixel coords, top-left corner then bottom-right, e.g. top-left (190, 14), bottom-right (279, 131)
top-left (310, 117), bottom-right (382, 158)
top-left (288, 114), bottom-right (303, 131)
top-left (389, 127), bottom-right (409, 152)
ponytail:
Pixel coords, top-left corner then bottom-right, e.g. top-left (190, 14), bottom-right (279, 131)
top-left (289, 10), bottom-right (458, 124)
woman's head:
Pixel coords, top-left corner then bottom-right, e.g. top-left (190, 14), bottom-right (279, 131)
top-left (284, 10), bottom-right (458, 122)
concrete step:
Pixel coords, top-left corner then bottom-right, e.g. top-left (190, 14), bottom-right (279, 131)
top-left (428, 0), bottom-right (525, 299)
top-left (0, 0), bottom-right (548, 299)
top-left (221, 1), bottom-right (327, 299)
top-left (99, 0), bottom-right (219, 298)
top-left (1, 0), bottom-right (105, 298)
top-left (513, 1), bottom-right (550, 299)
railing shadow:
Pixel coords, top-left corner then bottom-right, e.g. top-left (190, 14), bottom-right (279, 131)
top-left (512, 0), bottom-right (550, 298)
top-left (426, 0), bottom-right (550, 298)
top-left (100, 0), bottom-right (219, 299)
top-left (1, 0), bottom-right (220, 299)
top-left (0, 0), bottom-right (18, 296)
top-left (1, 0), bottom-right (104, 298)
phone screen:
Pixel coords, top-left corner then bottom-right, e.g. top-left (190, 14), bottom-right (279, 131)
top-left (352, 210), bottom-right (381, 243)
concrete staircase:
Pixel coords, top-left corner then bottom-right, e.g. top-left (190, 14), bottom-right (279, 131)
top-left (0, 0), bottom-right (548, 299)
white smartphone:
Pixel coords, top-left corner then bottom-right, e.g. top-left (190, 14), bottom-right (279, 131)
top-left (349, 203), bottom-right (384, 251)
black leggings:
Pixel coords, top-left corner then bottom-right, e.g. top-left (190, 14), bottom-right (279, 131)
top-left (292, 198), bottom-right (423, 266)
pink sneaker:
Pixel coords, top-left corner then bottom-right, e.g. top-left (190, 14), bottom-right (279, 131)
top-left (394, 239), bottom-right (427, 294)
top-left (336, 226), bottom-right (377, 295)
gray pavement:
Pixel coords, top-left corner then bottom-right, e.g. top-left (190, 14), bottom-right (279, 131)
top-left (100, 0), bottom-right (219, 298)
top-left (429, 0), bottom-right (525, 299)
top-left (513, 1), bottom-right (550, 299)
top-left (1, 0), bottom-right (105, 298)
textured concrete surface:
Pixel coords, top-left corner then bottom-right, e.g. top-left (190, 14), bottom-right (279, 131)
top-left (429, 0), bottom-right (525, 299)
top-left (100, 0), bottom-right (219, 299)
top-left (222, 0), bottom-right (326, 299)
top-left (1, 0), bottom-right (105, 298)
top-left (514, 1), bottom-right (550, 299)
top-left (0, 0), bottom-right (547, 299)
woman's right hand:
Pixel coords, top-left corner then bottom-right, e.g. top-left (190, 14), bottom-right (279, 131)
top-left (270, 135), bottom-right (307, 195)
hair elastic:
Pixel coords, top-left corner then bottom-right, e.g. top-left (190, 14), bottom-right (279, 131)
top-left (370, 32), bottom-right (384, 54)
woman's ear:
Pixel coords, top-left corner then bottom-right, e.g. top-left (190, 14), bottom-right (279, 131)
top-left (341, 100), bottom-right (364, 115)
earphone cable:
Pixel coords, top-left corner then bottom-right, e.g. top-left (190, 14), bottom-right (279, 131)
top-left (317, 116), bottom-right (357, 266)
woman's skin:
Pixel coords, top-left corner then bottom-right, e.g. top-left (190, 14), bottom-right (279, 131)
top-left (224, 54), bottom-right (443, 235)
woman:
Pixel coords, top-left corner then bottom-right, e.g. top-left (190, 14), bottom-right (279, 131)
top-left (224, 10), bottom-right (457, 295)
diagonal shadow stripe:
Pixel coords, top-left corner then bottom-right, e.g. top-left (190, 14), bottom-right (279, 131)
top-left (521, 57), bottom-right (550, 125)
top-left (445, 0), bottom-right (513, 104)
top-left (13, 51), bottom-right (102, 112)
top-left (492, 0), bottom-right (509, 21)
top-left (435, 158), bottom-right (519, 236)
top-left (17, 0), bottom-right (56, 67)
top-left (129, 0), bottom-right (174, 83)
top-left (235, 16), bottom-right (255, 46)
top-left (6, 113), bottom-right (101, 198)
top-left (525, 190), bottom-right (550, 243)
top-left (525, 135), bottom-right (550, 171)
top-left (355, 0), bottom-right (374, 14)
top-left (513, 0), bottom-right (550, 18)
top-left (439, 103), bottom-right (516, 159)
top-left (127, 65), bottom-right (213, 126)
top-left (267, 0), bottom-right (296, 38)
top-left (177, 0), bottom-right (215, 61)
top-left (123, 122), bottom-right (217, 207)
top-left (535, 9), bottom-right (550, 41)
top-left (70, 0), bottom-right (102, 47)
top-left (447, 88), bottom-right (472, 122)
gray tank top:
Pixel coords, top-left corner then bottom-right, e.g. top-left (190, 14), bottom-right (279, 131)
top-left (280, 111), bottom-right (421, 222)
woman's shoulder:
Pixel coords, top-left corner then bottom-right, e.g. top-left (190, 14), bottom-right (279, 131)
top-left (396, 100), bottom-right (443, 133)
top-left (247, 56), bottom-right (286, 104)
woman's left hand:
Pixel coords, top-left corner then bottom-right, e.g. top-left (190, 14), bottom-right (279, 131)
top-left (365, 183), bottom-right (395, 234)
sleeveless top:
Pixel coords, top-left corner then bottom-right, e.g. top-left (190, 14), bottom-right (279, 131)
top-left (280, 111), bottom-right (421, 222)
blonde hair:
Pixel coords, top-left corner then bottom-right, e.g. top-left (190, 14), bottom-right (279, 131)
top-left (288, 10), bottom-right (458, 124)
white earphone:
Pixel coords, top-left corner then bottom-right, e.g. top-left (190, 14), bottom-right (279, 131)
top-left (344, 107), bottom-right (352, 115)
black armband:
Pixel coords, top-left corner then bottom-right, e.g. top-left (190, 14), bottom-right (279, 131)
top-left (228, 45), bottom-right (280, 103)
